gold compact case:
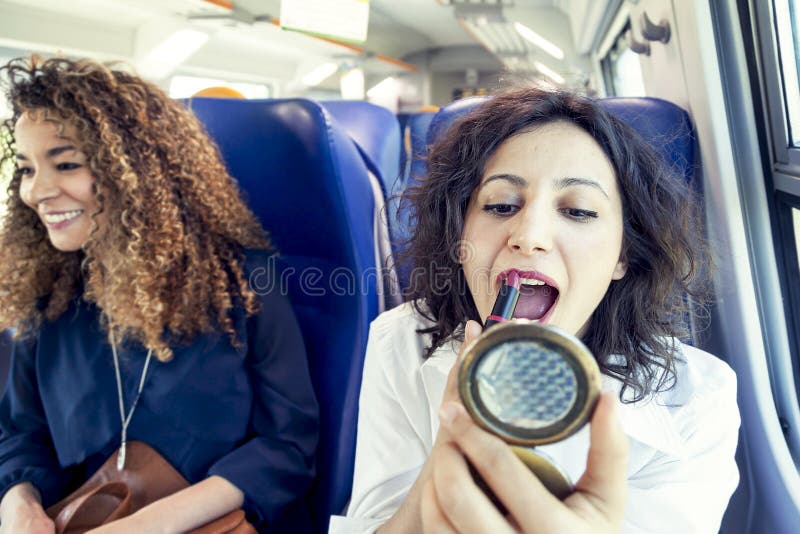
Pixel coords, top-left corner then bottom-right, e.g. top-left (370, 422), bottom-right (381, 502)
top-left (458, 320), bottom-right (601, 499)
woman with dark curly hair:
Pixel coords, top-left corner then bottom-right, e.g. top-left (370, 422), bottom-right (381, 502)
top-left (332, 88), bottom-right (739, 533)
top-left (0, 56), bottom-right (318, 532)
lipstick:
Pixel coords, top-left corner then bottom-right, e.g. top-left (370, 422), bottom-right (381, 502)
top-left (484, 271), bottom-right (521, 330)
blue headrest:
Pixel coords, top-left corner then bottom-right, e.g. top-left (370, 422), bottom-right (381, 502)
top-left (597, 97), bottom-right (694, 185)
top-left (322, 100), bottom-right (401, 197)
top-left (425, 97), bottom-right (486, 148)
top-left (424, 95), bottom-right (695, 185)
top-left (188, 97), bottom-right (380, 530)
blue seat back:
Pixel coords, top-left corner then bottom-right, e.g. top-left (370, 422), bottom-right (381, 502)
top-left (321, 100), bottom-right (402, 311)
top-left (322, 100), bottom-right (402, 197)
top-left (188, 97), bottom-right (380, 531)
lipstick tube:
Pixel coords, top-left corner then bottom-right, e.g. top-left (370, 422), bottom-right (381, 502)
top-left (484, 271), bottom-right (521, 330)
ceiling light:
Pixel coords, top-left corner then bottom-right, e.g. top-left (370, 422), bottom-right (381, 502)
top-left (340, 67), bottom-right (365, 99)
top-left (302, 62), bottom-right (339, 87)
top-left (137, 28), bottom-right (209, 80)
top-left (367, 76), bottom-right (396, 99)
top-left (513, 22), bottom-right (564, 60)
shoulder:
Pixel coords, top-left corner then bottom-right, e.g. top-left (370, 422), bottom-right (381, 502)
top-left (367, 302), bottom-right (432, 358)
top-left (241, 247), bottom-right (277, 276)
top-left (618, 341), bottom-right (739, 459)
top-left (664, 342), bottom-right (737, 406)
top-left (240, 248), bottom-right (288, 303)
top-left (362, 301), bottom-right (436, 377)
top-left (369, 301), bottom-right (434, 337)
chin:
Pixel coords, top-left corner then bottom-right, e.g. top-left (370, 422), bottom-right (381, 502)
top-left (48, 238), bottom-right (84, 252)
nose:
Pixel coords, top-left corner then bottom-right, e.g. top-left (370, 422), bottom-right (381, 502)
top-left (507, 203), bottom-right (553, 255)
top-left (20, 168), bottom-right (59, 207)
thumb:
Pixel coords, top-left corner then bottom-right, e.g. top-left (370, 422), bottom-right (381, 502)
top-left (464, 319), bottom-right (482, 345)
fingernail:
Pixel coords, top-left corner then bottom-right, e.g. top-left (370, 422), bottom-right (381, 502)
top-left (439, 402), bottom-right (459, 426)
top-left (466, 320), bottom-right (481, 340)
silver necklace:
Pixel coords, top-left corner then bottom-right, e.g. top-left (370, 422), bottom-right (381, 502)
top-left (110, 330), bottom-right (153, 471)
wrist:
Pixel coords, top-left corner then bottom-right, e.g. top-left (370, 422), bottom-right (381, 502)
top-left (1, 482), bottom-right (42, 510)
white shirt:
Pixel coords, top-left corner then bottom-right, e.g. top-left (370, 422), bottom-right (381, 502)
top-left (329, 302), bottom-right (740, 534)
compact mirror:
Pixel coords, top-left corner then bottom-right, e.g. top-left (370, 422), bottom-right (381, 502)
top-left (458, 320), bottom-right (601, 499)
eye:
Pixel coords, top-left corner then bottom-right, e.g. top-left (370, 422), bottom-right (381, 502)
top-left (15, 166), bottom-right (33, 178)
top-left (483, 203), bottom-right (520, 217)
top-left (560, 208), bottom-right (598, 222)
top-left (56, 162), bottom-right (82, 171)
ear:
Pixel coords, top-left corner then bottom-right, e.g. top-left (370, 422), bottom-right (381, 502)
top-left (612, 258), bottom-right (627, 281)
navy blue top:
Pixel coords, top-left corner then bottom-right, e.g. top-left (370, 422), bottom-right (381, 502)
top-left (0, 251), bottom-right (319, 529)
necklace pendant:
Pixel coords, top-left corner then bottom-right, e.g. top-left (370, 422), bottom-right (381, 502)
top-left (117, 442), bottom-right (126, 471)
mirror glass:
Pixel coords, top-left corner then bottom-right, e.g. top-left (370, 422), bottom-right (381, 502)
top-left (475, 340), bottom-right (578, 429)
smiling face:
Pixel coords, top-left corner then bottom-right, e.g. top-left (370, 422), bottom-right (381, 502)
top-left (461, 120), bottom-right (627, 337)
top-left (15, 111), bottom-right (99, 252)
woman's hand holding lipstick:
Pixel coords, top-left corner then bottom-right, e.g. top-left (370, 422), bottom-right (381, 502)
top-left (382, 279), bottom-right (524, 533)
top-left (377, 320), bottom-right (483, 534)
top-left (484, 271), bottom-right (521, 329)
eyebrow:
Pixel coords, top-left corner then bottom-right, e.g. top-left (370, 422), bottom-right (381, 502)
top-left (482, 173), bottom-right (609, 199)
top-left (16, 145), bottom-right (77, 161)
top-left (554, 177), bottom-right (609, 198)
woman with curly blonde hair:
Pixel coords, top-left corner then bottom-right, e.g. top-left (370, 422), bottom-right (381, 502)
top-left (0, 56), bottom-right (318, 532)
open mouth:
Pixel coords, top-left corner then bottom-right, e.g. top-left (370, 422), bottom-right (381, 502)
top-left (499, 271), bottom-right (559, 321)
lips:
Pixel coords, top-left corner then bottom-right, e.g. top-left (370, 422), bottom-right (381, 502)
top-left (41, 209), bottom-right (85, 230)
top-left (497, 268), bottom-right (559, 321)
top-left (42, 209), bottom-right (84, 224)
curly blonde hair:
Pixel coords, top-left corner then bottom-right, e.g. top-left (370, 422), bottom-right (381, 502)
top-left (0, 56), bottom-right (270, 361)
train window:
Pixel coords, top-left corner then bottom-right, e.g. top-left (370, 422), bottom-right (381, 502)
top-left (794, 208), bottom-right (800, 258)
top-left (774, 0), bottom-right (800, 145)
top-left (754, 0), bottom-right (800, 383)
top-left (600, 23), bottom-right (645, 97)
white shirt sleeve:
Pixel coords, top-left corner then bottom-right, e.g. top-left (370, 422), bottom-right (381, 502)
top-left (622, 362), bottom-right (740, 533)
top-left (328, 308), bottom-right (434, 534)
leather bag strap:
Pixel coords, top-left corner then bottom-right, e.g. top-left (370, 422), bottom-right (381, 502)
top-left (55, 481), bottom-right (132, 534)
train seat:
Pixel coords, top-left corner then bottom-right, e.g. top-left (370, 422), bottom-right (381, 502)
top-left (321, 100), bottom-right (402, 310)
top-left (188, 97), bottom-right (382, 532)
top-left (321, 100), bottom-right (401, 198)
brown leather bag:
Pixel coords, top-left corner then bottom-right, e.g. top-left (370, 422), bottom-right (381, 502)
top-left (45, 441), bottom-right (257, 534)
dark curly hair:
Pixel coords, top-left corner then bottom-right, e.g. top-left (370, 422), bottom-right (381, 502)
top-left (0, 56), bottom-right (270, 361)
top-left (402, 87), bottom-right (711, 402)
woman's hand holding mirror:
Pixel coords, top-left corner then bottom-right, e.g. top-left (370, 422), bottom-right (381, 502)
top-left (421, 391), bottom-right (628, 533)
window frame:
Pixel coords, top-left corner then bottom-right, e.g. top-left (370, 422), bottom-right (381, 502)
top-left (751, 0), bottom-right (800, 419)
